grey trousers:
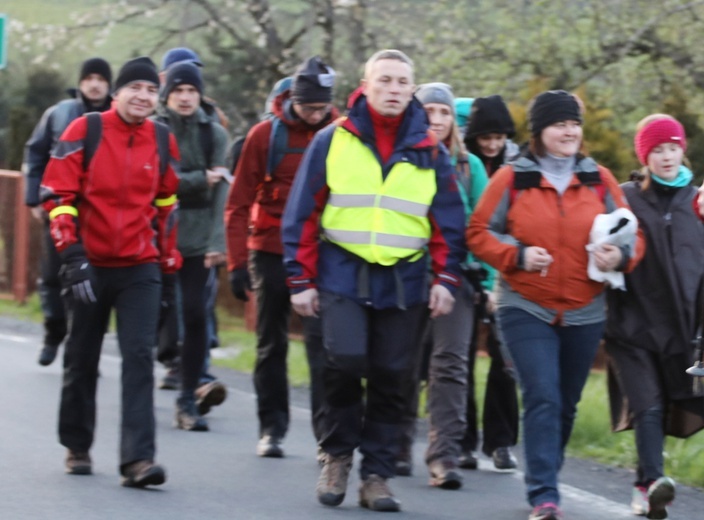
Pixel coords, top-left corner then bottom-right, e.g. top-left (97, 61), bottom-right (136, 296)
top-left (425, 280), bottom-right (475, 463)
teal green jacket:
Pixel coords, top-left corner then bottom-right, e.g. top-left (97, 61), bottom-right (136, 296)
top-left (453, 151), bottom-right (496, 291)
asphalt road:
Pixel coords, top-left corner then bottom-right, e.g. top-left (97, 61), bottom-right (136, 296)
top-left (1, 316), bottom-right (701, 519)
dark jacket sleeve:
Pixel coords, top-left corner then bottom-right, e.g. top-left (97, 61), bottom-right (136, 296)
top-left (281, 126), bottom-right (334, 292)
top-left (427, 147), bottom-right (465, 293)
top-left (23, 105), bottom-right (57, 207)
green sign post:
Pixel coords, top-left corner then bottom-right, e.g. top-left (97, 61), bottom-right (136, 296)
top-left (0, 14), bottom-right (7, 70)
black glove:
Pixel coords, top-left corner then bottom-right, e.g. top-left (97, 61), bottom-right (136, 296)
top-left (229, 268), bottom-right (252, 302)
top-left (59, 244), bottom-right (97, 305)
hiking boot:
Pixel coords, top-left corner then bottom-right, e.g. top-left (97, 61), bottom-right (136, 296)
top-left (647, 477), bottom-right (675, 520)
top-left (121, 460), bottom-right (166, 488)
top-left (195, 380), bottom-right (227, 416)
top-left (631, 485), bottom-right (649, 516)
top-left (65, 450), bottom-right (92, 475)
top-left (492, 446), bottom-right (518, 471)
top-left (316, 446), bottom-right (326, 467)
top-left (428, 458), bottom-right (463, 490)
top-left (458, 450), bottom-right (478, 470)
top-left (159, 366), bottom-right (180, 390)
top-left (256, 435), bottom-right (284, 458)
top-left (528, 502), bottom-right (563, 520)
top-left (316, 453), bottom-right (353, 507)
top-left (359, 474), bottom-right (401, 512)
top-left (38, 343), bottom-right (60, 366)
top-left (175, 396), bottom-right (209, 431)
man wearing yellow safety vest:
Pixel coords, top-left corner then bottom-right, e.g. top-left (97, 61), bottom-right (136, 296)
top-left (40, 57), bottom-right (180, 488)
top-left (282, 49), bottom-right (466, 512)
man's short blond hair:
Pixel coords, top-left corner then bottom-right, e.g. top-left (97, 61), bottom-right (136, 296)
top-left (363, 49), bottom-right (414, 80)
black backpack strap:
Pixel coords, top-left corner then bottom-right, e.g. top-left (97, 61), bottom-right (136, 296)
top-left (198, 121), bottom-right (214, 169)
top-left (82, 112), bottom-right (102, 172)
top-left (228, 136), bottom-right (246, 175)
top-left (153, 120), bottom-right (171, 176)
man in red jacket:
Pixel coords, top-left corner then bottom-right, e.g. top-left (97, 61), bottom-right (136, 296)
top-left (225, 56), bottom-right (337, 458)
top-left (41, 57), bottom-right (180, 488)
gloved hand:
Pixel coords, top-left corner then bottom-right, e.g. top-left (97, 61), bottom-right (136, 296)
top-left (229, 268), bottom-right (252, 302)
top-left (59, 244), bottom-right (97, 305)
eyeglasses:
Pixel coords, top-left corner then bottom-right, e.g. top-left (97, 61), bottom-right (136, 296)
top-left (297, 104), bottom-right (331, 115)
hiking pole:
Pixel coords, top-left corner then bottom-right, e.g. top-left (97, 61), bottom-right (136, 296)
top-left (687, 332), bottom-right (704, 396)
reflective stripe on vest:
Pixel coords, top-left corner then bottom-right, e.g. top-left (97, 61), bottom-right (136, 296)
top-left (321, 127), bottom-right (437, 266)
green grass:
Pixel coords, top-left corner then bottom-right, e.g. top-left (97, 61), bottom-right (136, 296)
top-left (1, 298), bottom-right (702, 487)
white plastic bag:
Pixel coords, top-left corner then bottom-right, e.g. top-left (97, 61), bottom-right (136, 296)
top-left (585, 207), bottom-right (638, 290)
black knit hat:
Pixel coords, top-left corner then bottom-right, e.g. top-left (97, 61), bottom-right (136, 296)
top-left (529, 90), bottom-right (582, 136)
top-left (79, 57), bottom-right (112, 86)
top-left (162, 62), bottom-right (203, 101)
top-left (291, 56), bottom-right (335, 104)
top-left (114, 56), bottom-right (159, 92)
top-left (465, 95), bottom-right (515, 140)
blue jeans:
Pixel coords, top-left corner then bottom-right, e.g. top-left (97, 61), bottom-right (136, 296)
top-left (497, 307), bottom-right (603, 506)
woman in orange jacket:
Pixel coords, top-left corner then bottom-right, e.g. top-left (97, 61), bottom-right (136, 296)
top-left (467, 90), bottom-right (644, 520)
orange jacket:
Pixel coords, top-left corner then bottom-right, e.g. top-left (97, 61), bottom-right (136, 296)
top-left (467, 154), bottom-right (645, 315)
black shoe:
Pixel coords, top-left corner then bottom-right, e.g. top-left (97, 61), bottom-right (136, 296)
top-left (458, 450), bottom-right (478, 470)
top-left (121, 460), bottom-right (166, 488)
top-left (256, 435), bottom-right (284, 458)
top-left (38, 344), bottom-right (59, 366)
top-left (428, 459), bottom-right (463, 490)
top-left (175, 396), bottom-right (209, 431)
top-left (492, 447), bottom-right (517, 471)
top-left (159, 367), bottom-right (180, 390)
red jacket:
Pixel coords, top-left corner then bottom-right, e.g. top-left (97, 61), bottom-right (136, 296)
top-left (41, 108), bottom-right (181, 271)
top-left (225, 92), bottom-right (338, 270)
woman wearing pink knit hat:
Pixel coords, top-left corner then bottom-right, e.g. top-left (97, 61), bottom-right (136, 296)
top-left (604, 114), bottom-right (704, 520)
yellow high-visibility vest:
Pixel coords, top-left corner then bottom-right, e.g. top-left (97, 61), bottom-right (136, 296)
top-left (321, 127), bottom-right (437, 266)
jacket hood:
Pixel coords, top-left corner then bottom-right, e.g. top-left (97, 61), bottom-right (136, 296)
top-left (465, 95), bottom-right (515, 140)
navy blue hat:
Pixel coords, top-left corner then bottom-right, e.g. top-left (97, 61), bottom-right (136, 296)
top-left (160, 47), bottom-right (203, 71)
top-left (114, 56), bottom-right (159, 92)
top-left (291, 56), bottom-right (335, 104)
top-left (163, 62), bottom-right (203, 100)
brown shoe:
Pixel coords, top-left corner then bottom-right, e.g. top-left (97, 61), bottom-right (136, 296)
top-left (359, 474), bottom-right (401, 512)
top-left (316, 453), bottom-right (353, 507)
top-left (65, 450), bottom-right (92, 475)
top-left (120, 460), bottom-right (166, 488)
top-left (195, 380), bottom-right (227, 416)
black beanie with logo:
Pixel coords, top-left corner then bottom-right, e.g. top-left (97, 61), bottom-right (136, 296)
top-left (291, 56), bottom-right (335, 104)
top-left (162, 62), bottom-right (203, 101)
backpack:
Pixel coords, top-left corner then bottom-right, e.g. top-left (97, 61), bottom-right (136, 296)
top-left (508, 167), bottom-right (607, 206)
top-left (83, 112), bottom-right (170, 175)
top-left (264, 116), bottom-right (307, 181)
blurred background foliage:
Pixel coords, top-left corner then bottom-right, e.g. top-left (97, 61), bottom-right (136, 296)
top-left (3, 0), bottom-right (704, 181)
